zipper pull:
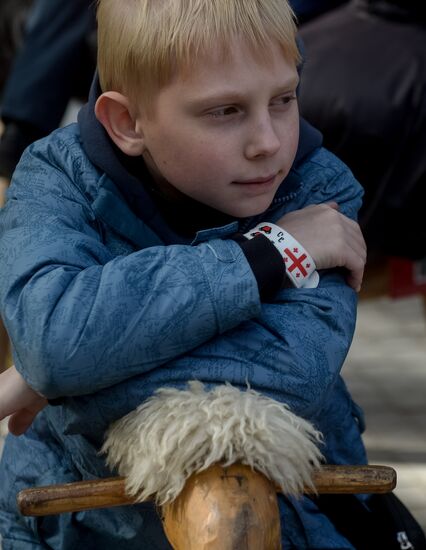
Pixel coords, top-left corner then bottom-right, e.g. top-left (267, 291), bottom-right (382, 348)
top-left (397, 531), bottom-right (414, 550)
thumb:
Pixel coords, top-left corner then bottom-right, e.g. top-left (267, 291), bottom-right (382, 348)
top-left (326, 201), bottom-right (339, 210)
top-left (8, 407), bottom-right (44, 436)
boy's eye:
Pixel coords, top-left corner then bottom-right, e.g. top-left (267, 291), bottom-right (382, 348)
top-left (207, 106), bottom-right (238, 118)
top-left (271, 94), bottom-right (297, 107)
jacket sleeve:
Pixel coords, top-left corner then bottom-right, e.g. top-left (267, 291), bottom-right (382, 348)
top-left (0, 145), bottom-right (261, 398)
top-left (144, 149), bottom-right (364, 420)
top-left (158, 271), bottom-right (357, 421)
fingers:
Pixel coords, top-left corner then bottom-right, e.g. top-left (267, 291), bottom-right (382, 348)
top-left (0, 176), bottom-right (10, 208)
top-left (342, 219), bottom-right (367, 291)
top-left (343, 250), bottom-right (366, 292)
top-left (6, 395), bottom-right (48, 435)
top-left (8, 409), bottom-right (39, 436)
top-left (0, 366), bottom-right (48, 431)
top-left (331, 219), bottom-right (365, 292)
top-left (276, 202), bottom-right (367, 291)
top-left (346, 270), bottom-right (364, 293)
top-left (0, 367), bottom-right (19, 420)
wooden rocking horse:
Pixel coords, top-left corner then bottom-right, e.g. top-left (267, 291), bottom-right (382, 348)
top-left (17, 382), bottom-right (396, 549)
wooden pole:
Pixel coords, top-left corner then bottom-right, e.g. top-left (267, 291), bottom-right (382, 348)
top-left (17, 465), bottom-right (396, 517)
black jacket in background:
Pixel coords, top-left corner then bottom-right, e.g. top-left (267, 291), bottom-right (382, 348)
top-left (298, 0), bottom-right (426, 258)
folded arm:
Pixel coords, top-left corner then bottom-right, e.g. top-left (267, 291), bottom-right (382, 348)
top-left (139, 268), bottom-right (356, 423)
top-left (95, 151), bottom-right (364, 424)
top-left (164, 153), bottom-right (365, 420)
top-left (0, 144), bottom-right (363, 408)
top-left (0, 229), bottom-right (260, 400)
top-left (0, 147), bottom-right (263, 399)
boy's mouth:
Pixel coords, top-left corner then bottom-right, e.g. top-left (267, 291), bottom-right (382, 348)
top-left (233, 173), bottom-right (277, 185)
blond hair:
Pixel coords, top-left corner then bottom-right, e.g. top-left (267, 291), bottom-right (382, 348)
top-left (97, 0), bottom-right (300, 107)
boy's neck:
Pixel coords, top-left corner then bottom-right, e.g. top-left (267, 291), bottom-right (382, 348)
top-left (121, 151), bottom-right (234, 238)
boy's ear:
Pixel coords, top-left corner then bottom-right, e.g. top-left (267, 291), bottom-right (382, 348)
top-left (95, 92), bottom-right (145, 156)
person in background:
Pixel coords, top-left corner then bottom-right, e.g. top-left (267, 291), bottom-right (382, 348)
top-left (0, 0), bottom-right (95, 187)
top-left (290, 0), bottom-right (349, 24)
top-left (0, 0), bottom-right (32, 94)
top-left (298, 0), bottom-right (426, 258)
top-left (0, 0), bottom-right (96, 373)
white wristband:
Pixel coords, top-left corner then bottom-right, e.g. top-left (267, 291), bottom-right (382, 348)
top-left (244, 222), bottom-right (319, 289)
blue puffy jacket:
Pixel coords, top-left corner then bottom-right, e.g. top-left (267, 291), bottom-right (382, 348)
top-left (0, 121), bottom-right (366, 549)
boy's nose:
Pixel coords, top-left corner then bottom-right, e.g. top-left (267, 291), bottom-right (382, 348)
top-left (244, 116), bottom-right (280, 159)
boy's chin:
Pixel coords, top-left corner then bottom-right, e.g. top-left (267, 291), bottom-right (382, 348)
top-left (226, 200), bottom-right (274, 219)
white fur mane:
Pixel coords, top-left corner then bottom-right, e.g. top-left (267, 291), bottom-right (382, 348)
top-left (102, 381), bottom-right (323, 505)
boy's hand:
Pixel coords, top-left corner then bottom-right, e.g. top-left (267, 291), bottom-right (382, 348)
top-left (0, 176), bottom-right (9, 208)
top-left (0, 365), bottom-right (47, 435)
top-left (276, 203), bottom-right (366, 291)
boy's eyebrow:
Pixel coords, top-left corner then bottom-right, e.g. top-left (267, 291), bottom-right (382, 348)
top-left (187, 77), bottom-right (300, 108)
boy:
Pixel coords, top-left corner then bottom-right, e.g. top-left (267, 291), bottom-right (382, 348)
top-left (0, 0), bottom-right (367, 548)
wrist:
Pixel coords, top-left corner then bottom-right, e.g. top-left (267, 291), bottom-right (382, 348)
top-left (232, 233), bottom-right (287, 299)
top-left (244, 223), bottom-right (319, 289)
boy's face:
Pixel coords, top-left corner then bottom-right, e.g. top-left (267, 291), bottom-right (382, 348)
top-left (136, 38), bottom-right (300, 218)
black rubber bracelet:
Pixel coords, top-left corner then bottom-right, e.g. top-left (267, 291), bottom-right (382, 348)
top-left (232, 233), bottom-right (287, 301)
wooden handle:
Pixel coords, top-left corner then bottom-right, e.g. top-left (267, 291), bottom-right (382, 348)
top-left (310, 465), bottom-right (396, 494)
top-left (18, 465), bottom-right (396, 517)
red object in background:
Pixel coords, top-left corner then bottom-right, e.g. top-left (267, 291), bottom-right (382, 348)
top-left (389, 257), bottom-right (426, 298)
